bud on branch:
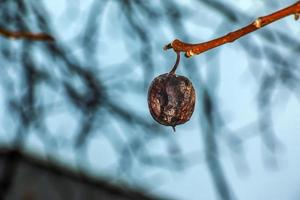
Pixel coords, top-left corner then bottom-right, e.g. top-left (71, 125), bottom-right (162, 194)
top-left (164, 1), bottom-right (300, 57)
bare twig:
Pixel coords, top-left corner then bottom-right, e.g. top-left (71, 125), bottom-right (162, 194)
top-left (164, 1), bottom-right (300, 57)
top-left (0, 28), bottom-right (54, 41)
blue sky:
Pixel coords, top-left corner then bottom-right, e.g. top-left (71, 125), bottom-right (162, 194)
top-left (1, 1), bottom-right (300, 200)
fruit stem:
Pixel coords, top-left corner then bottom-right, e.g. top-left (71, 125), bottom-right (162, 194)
top-left (169, 51), bottom-right (180, 74)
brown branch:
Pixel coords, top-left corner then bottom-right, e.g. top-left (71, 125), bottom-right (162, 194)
top-left (0, 28), bottom-right (54, 41)
top-left (164, 1), bottom-right (300, 57)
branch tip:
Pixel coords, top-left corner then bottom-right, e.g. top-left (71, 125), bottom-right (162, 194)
top-left (163, 43), bottom-right (172, 50)
top-left (295, 13), bottom-right (300, 20)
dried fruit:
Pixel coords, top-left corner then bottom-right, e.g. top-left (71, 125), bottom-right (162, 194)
top-left (147, 52), bottom-right (195, 131)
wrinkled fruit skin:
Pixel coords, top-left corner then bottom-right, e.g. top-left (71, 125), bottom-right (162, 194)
top-left (148, 73), bottom-right (195, 128)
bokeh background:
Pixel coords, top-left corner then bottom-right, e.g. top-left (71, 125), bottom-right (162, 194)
top-left (0, 0), bottom-right (300, 199)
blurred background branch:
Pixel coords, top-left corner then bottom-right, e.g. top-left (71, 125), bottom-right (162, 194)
top-left (0, 28), bottom-right (53, 41)
top-left (0, 0), bottom-right (299, 200)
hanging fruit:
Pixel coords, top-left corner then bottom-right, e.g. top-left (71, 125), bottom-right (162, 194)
top-left (147, 52), bottom-right (195, 132)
